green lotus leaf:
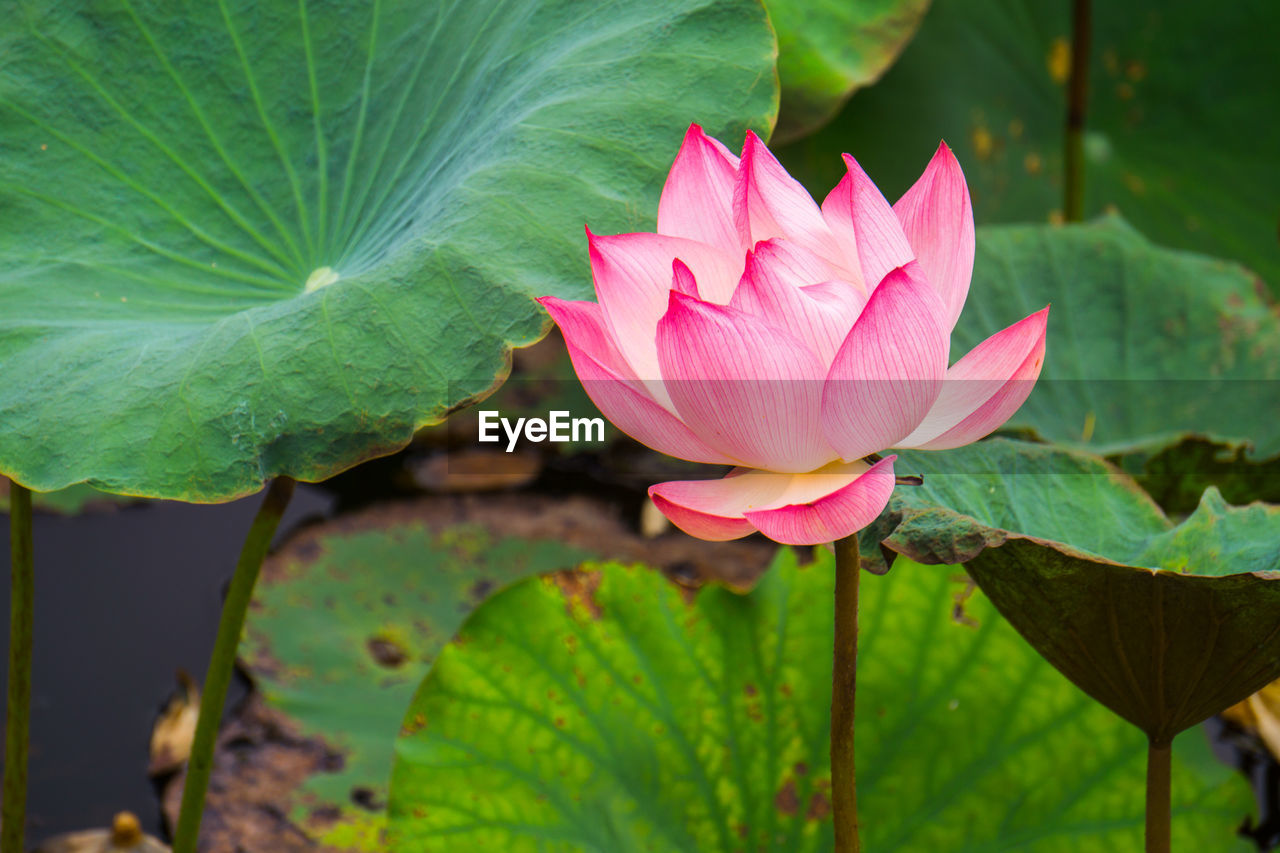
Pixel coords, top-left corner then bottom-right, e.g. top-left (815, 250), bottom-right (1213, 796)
top-left (0, 0), bottom-right (777, 501)
top-left (776, 0), bottom-right (1280, 291)
top-left (868, 439), bottom-right (1280, 743)
top-left (239, 506), bottom-right (594, 848)
top-left (386, 549), bottom-right (1253, 851)
top-left (767, 0), bottom-right (929, 142)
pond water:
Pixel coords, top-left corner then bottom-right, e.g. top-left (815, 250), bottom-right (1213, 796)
top-left (0, 485), bottom-right (332, 845)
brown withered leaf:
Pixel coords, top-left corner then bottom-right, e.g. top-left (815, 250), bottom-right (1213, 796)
top-left (639, 497), bottom-right (670, 538)
top-left (1223, 679), bottom-right (1280, 760)
top-left (162, 694), bottom-right (349, 853)
top-left (148, 671), bottom-right (199, 777)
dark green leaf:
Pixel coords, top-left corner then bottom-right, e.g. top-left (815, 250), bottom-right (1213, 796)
top-left (1126, 438), bottom-right (1280, 515)
top-left (776, 0), bottom-right (1280, 291)
top-left (873, 439), bottom-right (1280, 742)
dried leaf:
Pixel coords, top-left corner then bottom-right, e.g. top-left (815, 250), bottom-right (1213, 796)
top-left (148, 671), bottom-right (199, 777)
top-left (1223, 679), bottom-right (1280, 760)
top-left (640, 498), bottom-right (670, 538)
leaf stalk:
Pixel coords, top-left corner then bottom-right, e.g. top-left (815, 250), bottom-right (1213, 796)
top-left (1064, 0), bottom-right (1093, 221)
top-left (171, 477), bottom-right (295, 852)
top-left (3, 484), bottom-right (33, 853)
top-left (1145, 738), bottom-right (1172, 853)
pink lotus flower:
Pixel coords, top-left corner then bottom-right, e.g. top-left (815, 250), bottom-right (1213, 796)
top-left (538, 125), bottom-right (1048, 546)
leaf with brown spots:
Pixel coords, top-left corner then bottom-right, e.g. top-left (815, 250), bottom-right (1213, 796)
top-left (388, 548), bottom-right (1253, 850)
top-left (236, 499), bottom-right (594, 849)
top-left (774, 779), bottom-right (800, 817)
top-left (221, 492), bottom-right (772, 851)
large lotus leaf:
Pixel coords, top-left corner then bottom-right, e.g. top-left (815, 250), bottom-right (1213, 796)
top-left (961, 220), bottom-right (1280, 503)
top-left (775, 0), bottom-right (1280, 291)
top-left (0, 0), bottom-right (777, 501)
top-left (386, 549), bottom-right (1253, 851)
top-left (768, 0), bottom-right (929, 143)
top-left (867, 439), bottom-right (1280, 744)
top-left (239, 509), bottom-right (594, 848)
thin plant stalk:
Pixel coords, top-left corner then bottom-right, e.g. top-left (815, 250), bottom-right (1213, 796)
top-left (831, 534), bottom-right (861, 851)
top-left (1145, 738), bottom-right (1172, 853)
top-left (171, 477), bottom-right (295, 853)
top-left (3, 483), bottom-right (33, 853)
top-left (1064, 0), bottom-right (1093, 222)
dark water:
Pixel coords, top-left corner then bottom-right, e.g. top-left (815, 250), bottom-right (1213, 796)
top-left (0, 485), bottom-right (332, 845)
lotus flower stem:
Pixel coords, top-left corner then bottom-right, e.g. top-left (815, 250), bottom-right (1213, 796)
top-left (1064, 0), bottom-right (1093, 222)
top-left (831, 534), bottom-right (862, 851)
top-left (1145, 738), bottom-right (1172, 853)
top-left (3, 483), bottom-right (33, 853)
top-left (172, 476), bottom-right (295, 853)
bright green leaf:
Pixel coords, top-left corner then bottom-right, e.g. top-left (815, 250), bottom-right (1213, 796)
top-left (768, 0), bottom-right (929, 142)
top-left (0, 0), bottom-right (777, 501)
top-left (387, 549), bottom-right (1253, 851)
